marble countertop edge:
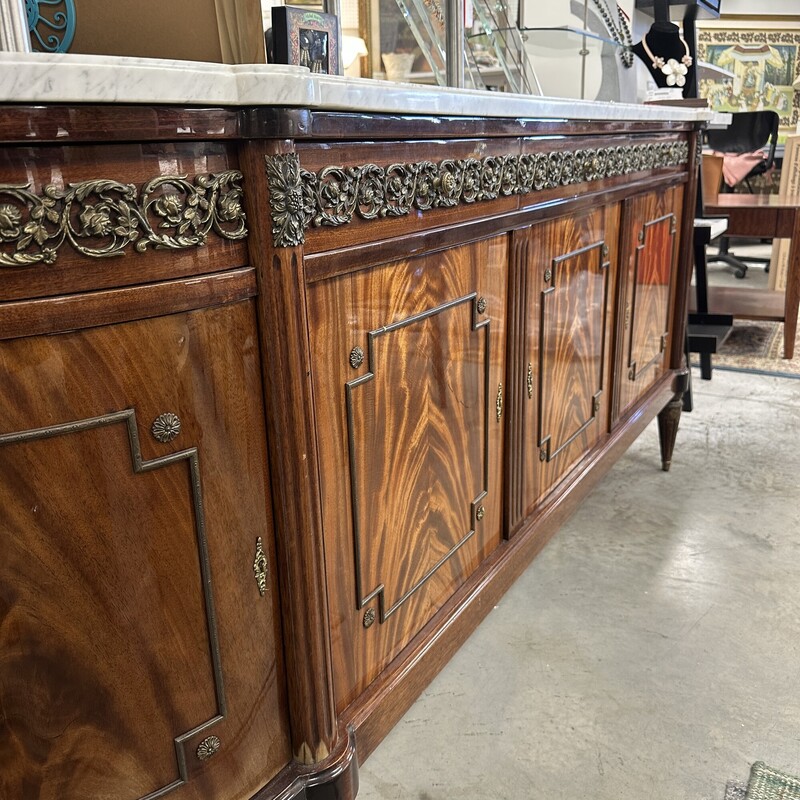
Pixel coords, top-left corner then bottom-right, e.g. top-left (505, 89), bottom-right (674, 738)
top-left (0, 52), bottom-right (720, 122)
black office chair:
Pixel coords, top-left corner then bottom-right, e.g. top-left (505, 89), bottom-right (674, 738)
top-left (705, 110), bottom-right (780, 279)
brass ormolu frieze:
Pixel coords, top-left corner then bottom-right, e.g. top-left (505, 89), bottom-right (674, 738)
top-left (0, 171), bottom-right (247, 267)
top-left (265, 141), bottom-right (689, 247)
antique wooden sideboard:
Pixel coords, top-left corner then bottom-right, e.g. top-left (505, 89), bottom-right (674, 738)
top-left (0, 69), bottom-right (705, 800)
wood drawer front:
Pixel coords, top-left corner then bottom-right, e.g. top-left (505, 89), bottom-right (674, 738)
top-left (0, 142), bottom-right (248, 302)
top-left (508, 205), bottom-right (618, 529)
top-left (307, 236), bottom-right (508, 711)
top-left (296, 138), bottom-right (521, 256)
top-left (0, 301), bottom-right (290, 800)
top-left (615, 186), bottom-right (683, 420)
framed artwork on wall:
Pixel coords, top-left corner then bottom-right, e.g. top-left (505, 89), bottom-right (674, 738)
top-left (272, 6), bottom-right (342, 75)
top-left (697, 24), bottom-right (800, 138)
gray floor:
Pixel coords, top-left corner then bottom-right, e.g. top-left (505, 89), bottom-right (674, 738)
top-left (703, 242), bottom-right (771, 290)
top-left (357, 369), bottom-right (800, 800)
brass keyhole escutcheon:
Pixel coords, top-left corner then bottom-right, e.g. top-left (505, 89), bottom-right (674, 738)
top-left (593, 397), bottom-right (601, 414)
top-left (527, 362), bottom-right (533, 400)
top-left (363, 608), bottom-right (376, 628)
top-left (539, 448), bottom-right (547, 462)
top-left (496, 383), bottom-right (503, 422)
top-left (476, 296), bottom-right (487, 314)
top-left (476, 505), bottom-right (485, 522)
top-left (544, 268), bottom-right (552, 283)
top-left (253, 537), bottom-right (268, 597)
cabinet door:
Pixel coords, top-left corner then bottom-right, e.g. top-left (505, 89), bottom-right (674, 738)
top-left (0, 301), bottom-right (291, 800)
top-left (614, 186), bottom-right (684, 421)
top-left (507, 205), bottom-right (619, 533)
top-left (307, 236), bottom-right (507, 710)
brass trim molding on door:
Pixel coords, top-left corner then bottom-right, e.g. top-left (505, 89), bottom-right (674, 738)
top-left (344, 292), bottom-right (492, 625)
top-left (0, 409), bottom-right (226, 800)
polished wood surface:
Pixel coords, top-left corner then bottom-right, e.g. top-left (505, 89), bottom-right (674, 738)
top-left (699, 286), bottom-right (785, 320)
top-left (240, 140), bottom-right (338, 766)
top-left (350, 374), bottom-right (680, 761)
top-left (297, 138), bottom-right (521, 255)
top-left (0, 142), bottom-right (247, 302)
top-left (522, 206), bottom-right (619, 514)
top-left (304, 172), bottom-right (685, 285)
top-left (615, 187), bottom-right (683, 420)
top-left (0, 267), bottom-right (256, 340)
top-left (0, 106), bottom-right (240, 144)
top-left (0, 105), bottom-right (700, 800)
top-left (307, 236), bottom-right (507, 711)
top-left (242, 109), bottom-right (695, 141)
top-left (0, 301), bottom-right (290, 800)
top-left (705, 193), bottom-right (800, 358)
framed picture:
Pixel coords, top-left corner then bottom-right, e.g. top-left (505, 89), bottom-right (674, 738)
top-left (697, 22), bottom-right (800, 139)
top-left (272, 6), bottom-right (342, 75)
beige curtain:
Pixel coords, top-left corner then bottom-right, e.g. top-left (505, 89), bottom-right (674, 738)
top-left (214, 0), bottom-right (266, 64)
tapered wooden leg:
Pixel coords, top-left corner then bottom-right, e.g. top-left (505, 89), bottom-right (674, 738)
top-left (657, 394), bottom-right (684, 472)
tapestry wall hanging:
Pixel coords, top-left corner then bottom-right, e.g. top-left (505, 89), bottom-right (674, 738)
top-left (697, 25), bottom-right (800, 137)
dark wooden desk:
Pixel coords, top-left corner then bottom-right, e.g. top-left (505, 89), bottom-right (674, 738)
top-left (704, 194), bottom-right (800, 359)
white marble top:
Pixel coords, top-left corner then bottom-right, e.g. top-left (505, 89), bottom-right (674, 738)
top-left (0, 52), bottom-right (718, 123)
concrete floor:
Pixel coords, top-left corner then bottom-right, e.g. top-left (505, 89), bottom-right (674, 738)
top-left (357, 369), bottom-right (800, 800)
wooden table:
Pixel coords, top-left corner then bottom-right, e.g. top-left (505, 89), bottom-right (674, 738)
top-left (704, 194), bottom-right (800, 359)
top-left (705, 194), bottom-right (800, 358)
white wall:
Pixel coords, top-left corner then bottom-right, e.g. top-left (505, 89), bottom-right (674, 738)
top-left (522, 0), bottom-right (638, 101)
top-left (721, 0), bottom-right (800, 14)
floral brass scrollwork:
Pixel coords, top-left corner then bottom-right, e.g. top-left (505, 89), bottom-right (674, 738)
top-left (0, 171), bottom-right (246, 267)
top-left (265, 141), bottom-right (690, 247)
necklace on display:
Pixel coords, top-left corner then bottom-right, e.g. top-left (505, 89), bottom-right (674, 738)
top-left (590, 0), bottom-right (634, 68)
top-left (641, 32), bottom-right (693, 87)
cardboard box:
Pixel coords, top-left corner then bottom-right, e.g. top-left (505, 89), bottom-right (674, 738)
top-left (69, 0), bottom-right (265, 64)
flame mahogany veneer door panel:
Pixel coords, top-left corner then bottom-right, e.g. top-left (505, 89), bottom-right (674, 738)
top-left (0, 301), bottom-right (291, 800)
top-left (615, 187), bottom-right (684, 421)
top-left (508, 205), bottom-right (620, 532)
top-left (307, 236), bottom-right (508, 711)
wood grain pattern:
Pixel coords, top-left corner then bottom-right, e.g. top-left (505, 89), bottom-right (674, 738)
top-left (347, 374), bottom-right (679, 761)
top-left (239, 139), bottom-right (338, 766)
top-left (511, 205), bottom-right (619, 522)
top-left (307, 236), bottom-right (508, 711)
top-left (614, 187), bottom-right (684, 420)
top-left (0, 142), bottom-right (247, 302)
top-left (0, 106), bottom-right (240, 145)
top-left (0, 301), bottom-right (291, 800)
top-left (0, 267), bottom-right (256, 341)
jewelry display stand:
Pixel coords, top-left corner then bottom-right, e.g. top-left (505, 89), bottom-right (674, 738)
top-left (632, 22), bottom-right (694, 94)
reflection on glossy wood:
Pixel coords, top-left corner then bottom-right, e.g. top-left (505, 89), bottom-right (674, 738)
top-left (615, 187), bottom-right (683, 419)
top-left (511, 206), bottom-right (619, 526)
top-left (307, 237), bottom-right (507, 711)
top-left (0, 302), bottom-right (290, 800)
top-left (0, 142), bottom-right (248, 302)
